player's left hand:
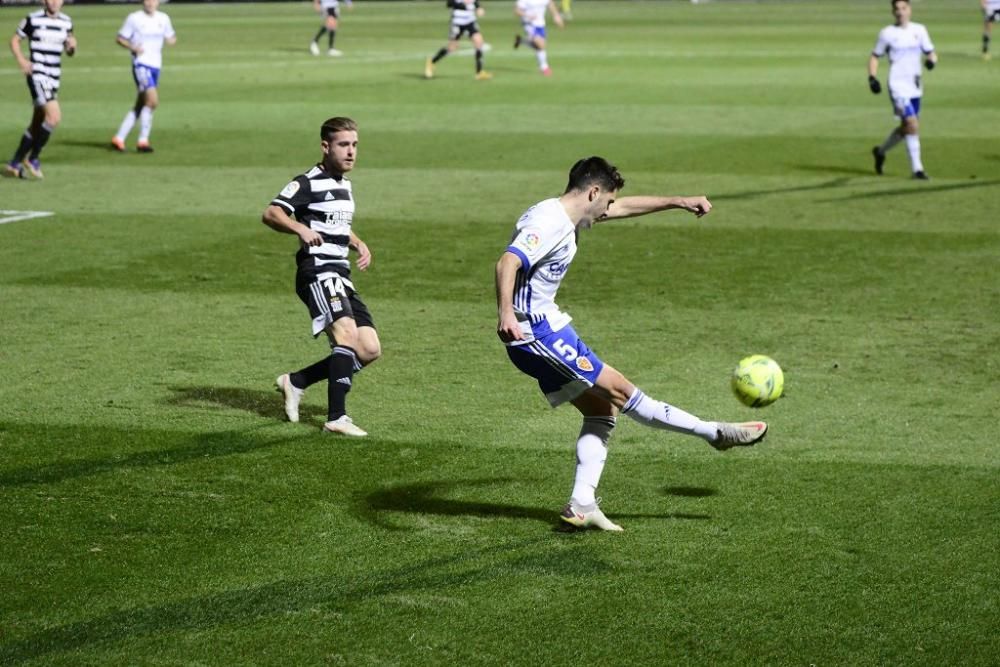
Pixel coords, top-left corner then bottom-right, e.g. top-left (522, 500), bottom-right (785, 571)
top-left (65, 36), bottom-right (77, 56)
top-left (680, 196), bottom-right (712, 217)
top-left (354, 241), bottom-right (372, 271)
top-left (924, 58), bottom-right (936, 70)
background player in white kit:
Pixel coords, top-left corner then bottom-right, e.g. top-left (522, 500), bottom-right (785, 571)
top-left (111, 0), bottom-right (176, 153)
top-left (982, 0), bottom-right (1000, 59)
top-left (495, 157), bottom-right (768, 532)
top-left (513, 0), bottom-right (563, 76)
top-left (868, 0), bottom-right (937, 180)
top-left (310, 0), bottom-right (343, 57)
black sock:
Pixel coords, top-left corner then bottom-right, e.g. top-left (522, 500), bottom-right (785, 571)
top-left (985, 34), bottom-right (991, 53)
top-left (328, 30), bottom-right (336, 48)
top-left (432, 47), bottom-right (448, 64)
top-left (476, 49), bottom-right (483, 73)
top-left (291, 356), bottom-right (331, 390)
top-left (29, 123), bottom-right (52, 160)
top-left (327, 346), bottom-right (357, 421)
top-left (11, 130), bottom-right (33, 164)
top-left (314, 27), bottom-right (327, 42)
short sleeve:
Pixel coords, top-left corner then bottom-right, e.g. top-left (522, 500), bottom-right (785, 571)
top-left (872, 29), bottom-right (888, 57)
top-left (164, 15), bottom-right (176, 39)
top-left (270, 176), bottom-right (311, 215)
top-left (919, 26), bottom-right (934, 54)
top-left (16, 16), bottom-right (30, 39)
top-left (117, 15), bottom-right (134, 40)
top-left (507, 226), bottom-right (564, 271)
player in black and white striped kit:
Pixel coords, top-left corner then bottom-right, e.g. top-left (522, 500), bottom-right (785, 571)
top-left (262, 117), bottom-right (381, 437)
top-left (4, 0), bottom-right (76, 180)
top-left (310, 0), bottom-right (343, 57)
top-left (424, 0), bottom-right (492, 80)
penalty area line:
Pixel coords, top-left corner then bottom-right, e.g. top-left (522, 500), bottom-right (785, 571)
top-left (0, 210), bottom-right (55, 226)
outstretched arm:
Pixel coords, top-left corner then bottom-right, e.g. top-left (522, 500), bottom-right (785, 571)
top-left (603, 195), bottom-right (712, 221)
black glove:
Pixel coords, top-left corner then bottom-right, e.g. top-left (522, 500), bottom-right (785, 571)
top-left (924, 58), bottom-right (935, 70)
top-left (868, 75), bottom-right (882, 94)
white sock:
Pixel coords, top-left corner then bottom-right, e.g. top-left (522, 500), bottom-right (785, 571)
top-left (570, 416), bottom-right (615, 507)
top-left (879, 128), bottom-right (904, 154)
top-left (622, 388), bottom-right (717, 441)
top-left (115, 110), bottom-right (137, 142)
top-left (536, 50), bottom-right (549, 70)
top-left (138, 106), bottom-right (154, 142)
top-left (905, 133), bottom-right (924, 173)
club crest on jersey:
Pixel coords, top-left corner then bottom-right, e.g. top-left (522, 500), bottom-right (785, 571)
top-left (576, 357), bottom-right (594, 372)
top-left (280, 181), bottom-right (300, 198)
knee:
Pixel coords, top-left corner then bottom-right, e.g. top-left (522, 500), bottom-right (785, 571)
top-left (357, 342), bottom-right (381, 366)
top-left (580, 415), bottom-right (616, 445)
top-left (904, 118), bottom-right (919, 134)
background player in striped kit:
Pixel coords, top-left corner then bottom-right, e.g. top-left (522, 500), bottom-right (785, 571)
top-left (262, 117), bottom-right (381, 437)
top-left (868, 0), bottom-right (937, 180)
top-left (111, 0), bottom-right (176, 154)
top-left (424, 0), bottom-right (492, 81)
top-left (982, 0), bottom-right (1000, 59)
top-left (4, 0), bottom-right (76, 180)
top-left (495, 157), bottom-right (768, 531)
top-left (310, 0), bottom-right (343, 57)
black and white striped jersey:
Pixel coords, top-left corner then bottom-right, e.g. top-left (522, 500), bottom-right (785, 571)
top-left (448, 0), bottom-right (479, 26)
top-left (16, 10), bottom-right (73, 82)
top-left (271, 165), bottom-right (356, 281)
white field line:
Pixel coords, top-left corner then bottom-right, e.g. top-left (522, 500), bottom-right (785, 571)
top-left (0, 210), bottom-right (55, 225)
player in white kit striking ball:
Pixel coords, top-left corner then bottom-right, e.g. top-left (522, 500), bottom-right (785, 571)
top-left (495, 157), bottom-right (768, 532)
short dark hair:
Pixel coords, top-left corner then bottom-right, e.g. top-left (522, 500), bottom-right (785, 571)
top-left (320, 116), bottom-right (358, 140)
top-left (892, 0), bottom-right (909, 8)
top-left (564, 156), bottom-right (625, 194)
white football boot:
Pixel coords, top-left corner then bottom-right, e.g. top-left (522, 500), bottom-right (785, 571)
top-left (309, 41), bottom-right (320, 56)
top-left (560, 499), bottom-right (623, 532)
top-left (275, 374), bottom-right (304, 423)
top-left (710, 421), bottom-right (767, 451)
top-left (323, 415), bottom-right (367, 437)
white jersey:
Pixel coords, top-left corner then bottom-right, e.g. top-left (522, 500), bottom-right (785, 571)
top-left (986, 0), bottom-right (1000, 12)
top-left (504, 198), bottom-right (578, 343)
top-left (517, 0), bottom-right (550, 28)
top-left (118, 10), bottom-right (175, 69)
top-left (319, 0), bottom-right (340, 10)
top-left (872, 22), bottom-right (934, 99)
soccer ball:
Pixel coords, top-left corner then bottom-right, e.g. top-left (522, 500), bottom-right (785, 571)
top-left (731, 355), bottom-right (784, 407)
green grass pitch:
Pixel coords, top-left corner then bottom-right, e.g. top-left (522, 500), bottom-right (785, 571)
top-left (1, 0), bottom-right (998, 663)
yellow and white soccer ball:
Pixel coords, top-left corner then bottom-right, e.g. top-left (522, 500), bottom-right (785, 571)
top-left (731, 355), bottom-right (784, 408)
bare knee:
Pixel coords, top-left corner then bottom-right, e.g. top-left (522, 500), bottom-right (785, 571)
top-left (355, 327), bottom-right (382, 366)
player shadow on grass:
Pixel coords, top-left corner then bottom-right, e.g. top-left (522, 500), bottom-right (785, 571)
top-left (0, 532), bottom-right (564, 664)
top-left (713, 176), bottom-right (857, 201)
top-left (821, 178), bottom-right (1000, 201)
top-left (166, 385), bottom-right (327, 423)
top-left (0, 427), bottom-right (295, 487)
top-left (60, 138), bottom-right (124, 150)
top-left (353, 478), bottom-right (711, 532)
